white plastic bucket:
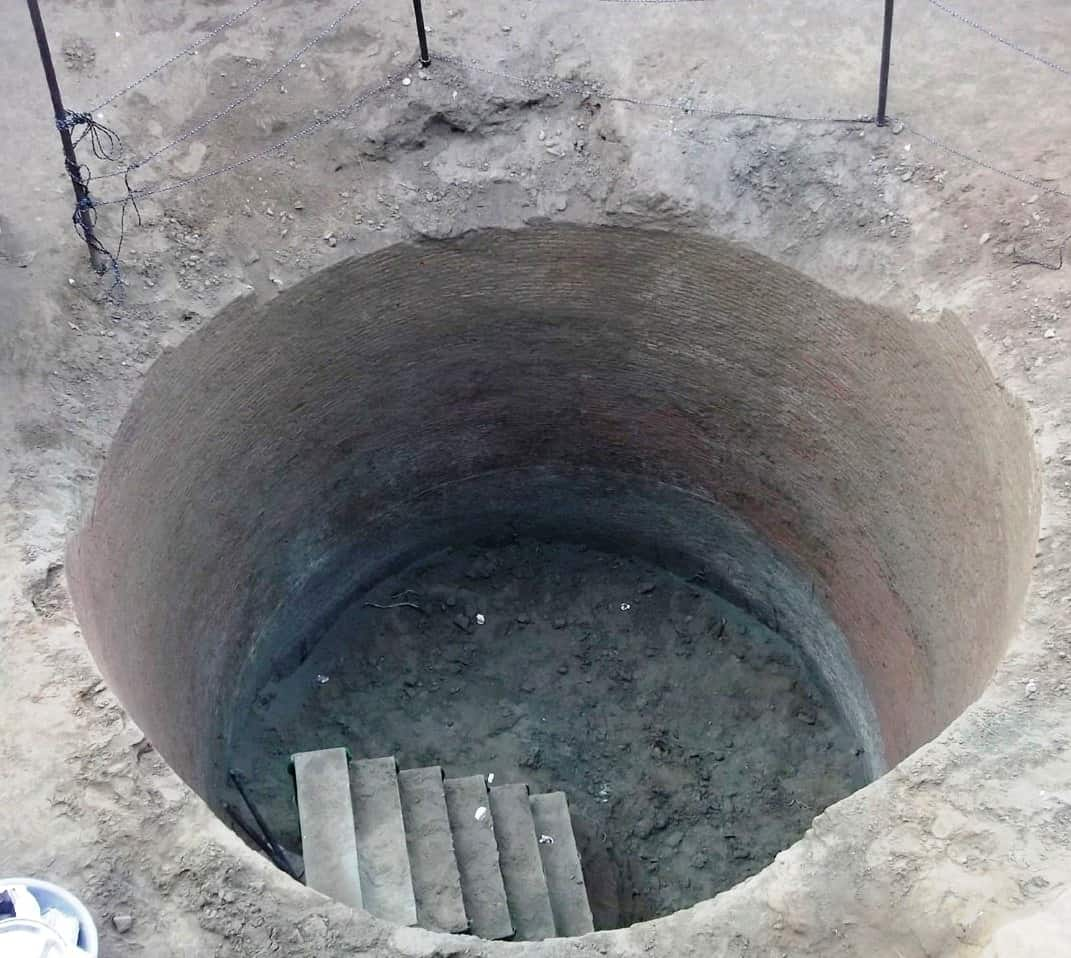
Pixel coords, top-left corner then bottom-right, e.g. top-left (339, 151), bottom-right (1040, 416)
top-left (0, 878), bottom-right (98, 957)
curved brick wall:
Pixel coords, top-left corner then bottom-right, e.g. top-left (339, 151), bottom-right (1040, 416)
top-left (68, 225), bottom-right (1037, 808)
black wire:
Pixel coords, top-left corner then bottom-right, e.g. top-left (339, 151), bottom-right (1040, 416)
top-left (58, 110), bottom-right (125, 163)
top-left (69, 161), bottom-right (138, 294)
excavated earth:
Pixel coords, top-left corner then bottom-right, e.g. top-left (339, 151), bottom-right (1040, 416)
top-left (3, 0), bottom-right (1071, 956)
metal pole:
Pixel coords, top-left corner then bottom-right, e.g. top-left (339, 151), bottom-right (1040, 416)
top-left (224, 802), bottom-right (277, 860)
top-left (26, 0), bottom-right (107, 273)
top-left (229, 769), bottom-right (298, 878)
top-left (411, 0), bottom-right (430, 67)
top-left (876, 0), bottom-right (895, 126)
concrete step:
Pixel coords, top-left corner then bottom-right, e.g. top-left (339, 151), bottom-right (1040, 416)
top-left (443, 774), bottom-right (514, 940)
top-left (530, 792), bottom-right (594, 937)
top-left (489, 783), bottom-right (556, 941)
top-left (291, 748), bottom-right (364, 909)
top-left (397, 766), bottom-right (469, 933)
top-left (350, 757), bottom-right (418, 926)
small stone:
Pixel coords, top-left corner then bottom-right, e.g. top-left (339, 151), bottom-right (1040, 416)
top-left (113, 914), bottom-right (133, 934)
top-left (900, 169), bottom-right (914, 182)
top-left (638, 581), bottom-right (656, 594)
top-left (796, 710), bottom-right (817, 725)
top-left (979, 232), bottom-right (991, 245)
top-left (474, 805), bottom-right (488, 822)
top-left (1025, 679), bottom-right (1039, 697)
top-left (315, 674), bottom-right (329, 686)
top-left (401, 76), bottom-right (412, 86)
top-left (475, 613), bottom-right (486, 626)
top-left (516, 611), bottom-right (532, 624)
top-left (1044, 328), bottom-right (1056, 339)
top-left (452, 613), bottom-right (470, 632)
top-left (552, 617), bottom-right (567, 629)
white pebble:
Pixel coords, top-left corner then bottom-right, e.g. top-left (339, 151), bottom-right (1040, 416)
top-left (402, 76), bottom-right (412, 86)
top-left (474, 806), bottom-right (488, 822)
top-left (475, 613), bottom-right (486, 625)
top-left (1044, 328), bottom-right (1056, 339)
top-left (487, 772), bottom-right (495, 785)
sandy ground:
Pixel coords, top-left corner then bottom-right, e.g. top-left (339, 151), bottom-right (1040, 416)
top-left (2, 0), bottom-right (1071, 955)
top-left (236, 539), bottom-right (865, 928)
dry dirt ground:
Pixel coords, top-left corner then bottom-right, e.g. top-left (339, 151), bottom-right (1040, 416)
top-left (2, 0), bottom-right (1071, 956)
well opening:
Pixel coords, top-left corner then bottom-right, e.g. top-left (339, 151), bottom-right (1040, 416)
top-left (68, 224), bottom-right (1038, 934)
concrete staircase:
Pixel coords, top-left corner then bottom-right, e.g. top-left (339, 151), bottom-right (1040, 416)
top-left (291, 749), bottom-right (593, 940)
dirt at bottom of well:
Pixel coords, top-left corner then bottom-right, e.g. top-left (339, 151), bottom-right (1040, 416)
top-left (233, 538), bottom-right (869, 927)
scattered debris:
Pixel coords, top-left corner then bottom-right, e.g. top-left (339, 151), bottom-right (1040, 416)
top-left (538, 834), bottom-right (555, 845)
top-left (620, 602), bottom-right (631, 612)
top-left (315, 674), bottom-right (329, 686)
top-left (364, 600), bottom-right (424, 613)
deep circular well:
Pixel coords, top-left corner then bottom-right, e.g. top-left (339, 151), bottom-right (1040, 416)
top-left (68, 225), bottom-right (1037, 931)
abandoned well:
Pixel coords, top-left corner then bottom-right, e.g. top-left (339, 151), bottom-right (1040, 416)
top-left (67, 225), bottom-right (1038, 932)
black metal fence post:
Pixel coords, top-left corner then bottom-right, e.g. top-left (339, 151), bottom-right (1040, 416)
top-left (876, 0), bottom-right (895, 126)
top-left (26, 0), bottom-right (107, 273)
top-left (411, 0), bottom-right (430, 67)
